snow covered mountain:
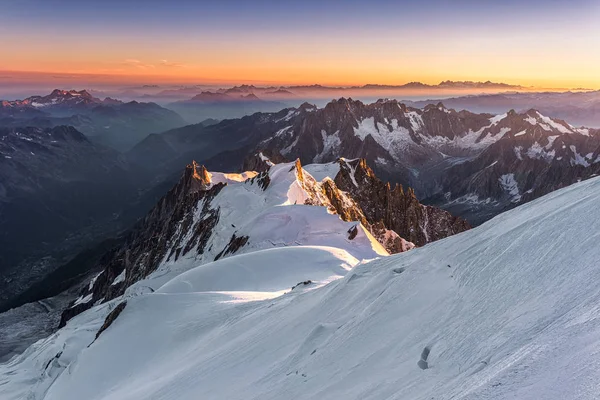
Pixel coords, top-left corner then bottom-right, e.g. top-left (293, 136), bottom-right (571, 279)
top-left (1, 90), bottom-right (100, 112)
top-left (407, 90), bottom-right (600, 128)
top-left (130, 98), bottom-right (600, 223)
top-left (0, 90), bottom-right (186, 151)
top-left (58, 155), bottom-right (468, 326)
top-left (3, 164), bottom-right (600, 399)
top-left (428, 109), bottom-right (600, 222)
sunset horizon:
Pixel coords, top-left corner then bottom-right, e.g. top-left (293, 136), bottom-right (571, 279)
top-left (2, 0), bottom-right (599, 91)
top-left (3, 69), bottom-right (598, 90)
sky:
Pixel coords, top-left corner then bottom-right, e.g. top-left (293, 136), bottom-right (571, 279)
top-left (1, 0), bottom-right (599, 89)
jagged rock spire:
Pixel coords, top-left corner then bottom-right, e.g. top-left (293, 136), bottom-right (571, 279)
top-left (183, 160), bottom-right (212, 193)
top-left (294, 158), bottom-right (304, 182)
top-left (334, 158), bottom-right (470, 246)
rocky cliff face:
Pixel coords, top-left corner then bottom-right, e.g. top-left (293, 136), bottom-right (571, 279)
top-left (59, 161), bottom-right (225, 326)
top-left (60, 156), bottom-right (468, 326)
top-left (333, 158), bottom-right (470, 246)
top-left (428, 110), bottom-right (600, 223)
top-left (289, 158), bottom-right (416, 254)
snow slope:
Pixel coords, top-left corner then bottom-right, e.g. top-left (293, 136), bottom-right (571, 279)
top-left (158, 246), bottom-right (358, 297)
top-left (126, 160), bottom-right (387, 296)
top-left (3, 176), bottom-right (600, 399)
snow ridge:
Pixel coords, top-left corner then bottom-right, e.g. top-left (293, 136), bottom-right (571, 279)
top-left (4, 175), bottom-right (600, 400)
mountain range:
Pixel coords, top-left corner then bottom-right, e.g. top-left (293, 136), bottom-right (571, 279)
top-left (57, 155), bottom-right (468, 326)
top-left (406, 90), bottom-right (600, 128)
top-left (213, 81), bottom-right (523, 96)
top-left (4, 97), bottom-right (597, 318)
top-left (166, 91), bottom-right (287, 123)
top-left (0, 90), bottom-right (187, 151)
top-left (129, 98), bottom-right (600, 224)
top-left (101, 80), bottom-right (525, 108)
top-left (3, 79), bottom-right (600, 400)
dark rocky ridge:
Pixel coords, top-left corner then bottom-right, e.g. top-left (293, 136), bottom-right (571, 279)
top-left (59, 161), bottom-right (225, 326)
top-left (333, 159), bottom-right (470, 246)
top-left (59, 157), bottom-right (468, 326)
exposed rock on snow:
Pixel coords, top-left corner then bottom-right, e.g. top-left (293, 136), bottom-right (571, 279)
top-left (333, 158), bottom-right (470, 246)
top-left (4, 174), bottom-right (600, 400)
top-left (130, 98), bottom-right (600, 225)
top-left (58, 156), bottom-right (467, 326)
top-left (94, 301), bottom-right (126, 340)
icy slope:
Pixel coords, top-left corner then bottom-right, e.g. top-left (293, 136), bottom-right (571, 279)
top-left (158, 246), bottom-right (358, 296)
top-left (58, 158), bottom-right (391, 325)
top-left (4, 176), bottom-right (600, 399)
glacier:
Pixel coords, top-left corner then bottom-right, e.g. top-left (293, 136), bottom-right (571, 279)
top-left (2, 175), bottom-right (600, 399)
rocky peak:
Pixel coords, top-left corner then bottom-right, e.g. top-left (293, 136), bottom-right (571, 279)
top-left (298, 102), bottom-right (317, 112)
top-left (324, 97), bottom-right (364, 116)
top-left (242, 149), bottom-right (286, 172)
top-left (102, 97), bottom-right (123, 105)
top-left (524, 108), bottom-right (540, 117)
top-left (334, 158), bottom-right (470, 246)
top-left (374, 98), bottom-right (400, 106)
top-left (49, 89), bottom-right (68, 97)
top-left (183, 161), bottom-right (212, 193)
top-left (224, 84), bottom-right (257, 94)
top-left (242, 93), bottom-right (260, 100)
top-left (49, 89), bottom-right (93, 99)
top-left (189, 92), bottom-right (231, 102)
top-left (59, 161), bottom-right (227, 326)
top-left (423, 102), bottom-right (451, 113)
top-left (293, 158), bottom-right (305, 182)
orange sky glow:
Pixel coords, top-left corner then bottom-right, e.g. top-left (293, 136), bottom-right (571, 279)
top-left (1, 1), bottom-right (599, 90)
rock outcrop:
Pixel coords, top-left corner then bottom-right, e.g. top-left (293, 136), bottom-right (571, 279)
top-left (333, 158), bottom-right (470, 246)
top-left (59, 157), bottom-right (469, 326)
top-left (129, 98), bottom-right (600, 226)
top-left (59, 161), bottom-right (226, 325)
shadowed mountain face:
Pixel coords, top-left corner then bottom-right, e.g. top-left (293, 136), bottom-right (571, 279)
top-left (0, 90), bottom-right (187, 151)
top-left (128, 98), bottom-right (600, 224)
top-left (0, 126), bottom-right (153, 312)
top-left (166, 91), bottom-right (288, 124)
